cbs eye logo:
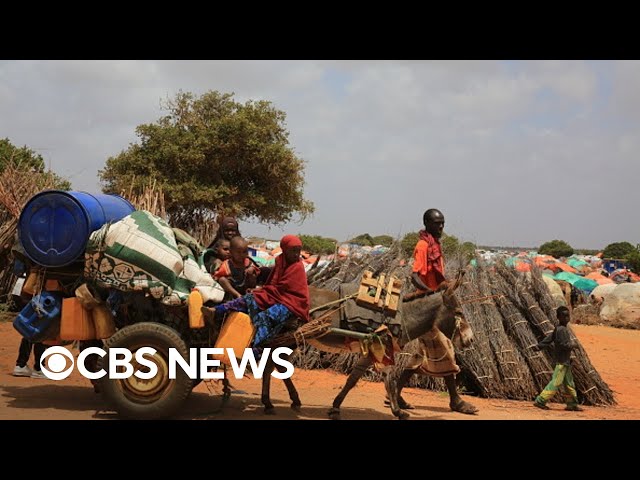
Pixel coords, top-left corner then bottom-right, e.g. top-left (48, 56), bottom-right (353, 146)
top-left (39, 346), bottom-right (76, 380)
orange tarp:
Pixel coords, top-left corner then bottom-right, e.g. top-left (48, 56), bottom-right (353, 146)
top-left (535, 258), bottom-right (577, 274)
top-left (534, 256), bottom-right (557, 267)
top-left (554, 262), bottom-right (577, 274)
top-left (585, 272), bottom-right (614, 285)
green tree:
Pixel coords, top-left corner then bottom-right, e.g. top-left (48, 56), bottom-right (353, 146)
top-left (0, 138), bottom-right (70, 189)
top-left (603, 242), bottom-right (636, 259)
top-left (348, 233), bottom-right (374, 246)
top-left (99, 90), bottom-right (314, 230)
top-left (539, 239), bottom-right (574, 258)
top-left (400, 231), bottom-right (475, 263)
top-left (401, 232), bottom-right (419, 258)
top-left (625, 251), bottom-right (640, 273)
top-left (372, 235), bottom-right (394, 247)
top-left (299, 234), bottom-right (337, 255)
top-left (441, 234), bottom-right (476, 263)
top-left (441, 233), bottom-right (460, 256)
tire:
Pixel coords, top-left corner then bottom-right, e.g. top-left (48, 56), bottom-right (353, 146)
top-left (97, 322), bottom-right (192, 420)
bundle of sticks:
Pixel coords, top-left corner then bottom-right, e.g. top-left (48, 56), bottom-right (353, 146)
top-left (267, 305), bottom-right (342, 349)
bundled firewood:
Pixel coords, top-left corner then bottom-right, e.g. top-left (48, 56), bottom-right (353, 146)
top-left (0, 160), bottom-right (61, 300)
top-left (119, 177), bottom-right (218, 247)
top-left (457, 266), bottom-right (536, 399)
top-left (492, 261), bottom-right (614, 404)
top-left (120, 177), bottom-right (167, 219)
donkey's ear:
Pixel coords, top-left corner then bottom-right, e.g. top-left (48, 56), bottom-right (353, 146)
top-left (449, 270), bottom-right (466, 292)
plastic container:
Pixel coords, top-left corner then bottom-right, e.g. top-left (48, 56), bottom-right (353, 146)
top-left (92, 304), bottom-right (116, 339)
top-left (213, 312), bottom-right (256, 367)
top-left (60, 297), bottom-right (96, 340)
top-left (18, 190), bottom-right (135, 267)
top-left (13, 291), bottom-right (63, 342)
top-left (22, 270), bottom-right (41, 295)
top-left (188, 289), bottom-right (205, 329)
top-left (45, 279), bottom-right (63, 291)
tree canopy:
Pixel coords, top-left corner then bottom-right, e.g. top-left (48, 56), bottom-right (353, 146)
top-left (441, 234), bottom-right (476, 262)
top-left (0, 138), bottom-right (70, 190)
top-left (99, 90), bottom-right (314, 231)
top-left (348, 233), bottom-right (374, 246)
top-left (603, 242), bottom-right (636, 259)
top-left (539, 239), bottom-right (574, 258)
top-left (400, 231), bottom-right (475, 263)
top-left (625, 251), bottom-right (640, 273)
top-left (401, 232), bottom-right (419, 258)
top-left (348, 233), bottom-right (395, 247)
top-left (372, 235), bottom-right (394, 247)
top-left (299, 234), bottom-right (337, 255)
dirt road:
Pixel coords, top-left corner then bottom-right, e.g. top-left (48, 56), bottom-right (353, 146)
top-left (1, 321), bottom-right (638, 420)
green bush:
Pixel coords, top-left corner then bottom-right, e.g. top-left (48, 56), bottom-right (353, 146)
top-left (298, 235), bottom-right (337, 255)
top-left (401, 232), bottom-right (419, 258)
top-left (348, 233), bottom-right (374, 246)
top-left (539, 239), bottom-right (574, 258)
top-left (400, 232), bottom-right (475, 263)
top-left (625, 251), bottom-right (640, 273)
top-left (371, 235), bottom-right (394, 247)
top-left (603, 242), bottom-right (636, 259)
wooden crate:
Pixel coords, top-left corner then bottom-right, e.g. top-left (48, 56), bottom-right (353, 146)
top-left (356, 270), bottom-right (403, 315)
top-left (383, 275), bottom-right (403, 314)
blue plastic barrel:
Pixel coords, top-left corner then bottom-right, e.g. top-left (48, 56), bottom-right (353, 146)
top-left (18, 190), bottom-right (135, 267)
top-left (13, 291), bottom-right (63, 342)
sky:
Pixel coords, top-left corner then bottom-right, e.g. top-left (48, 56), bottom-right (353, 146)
top-left (1, 60), bottom-right (638, 250)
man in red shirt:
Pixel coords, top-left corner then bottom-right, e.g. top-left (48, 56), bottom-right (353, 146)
top-left (411, 208), bottom-right (447, 295)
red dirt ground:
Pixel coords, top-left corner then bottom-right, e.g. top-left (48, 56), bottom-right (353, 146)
top-left (1, 321), bottom-right (638, 420)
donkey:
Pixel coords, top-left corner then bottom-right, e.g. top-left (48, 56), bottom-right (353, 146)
top-left (249, 272), bottom-right (476, 418)
top-left (306, 272), bottom-right (477, 420)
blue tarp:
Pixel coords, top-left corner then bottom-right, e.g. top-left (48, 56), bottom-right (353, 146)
top-left (553, 272), bottom-right (598, 293)
top-left (602, 259), bottom-right (629, 273)
top-left (567, 257), bottom-right (589, 269)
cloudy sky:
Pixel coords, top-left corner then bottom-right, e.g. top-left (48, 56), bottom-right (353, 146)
top-left (1, 60), bottom-right (638, 250)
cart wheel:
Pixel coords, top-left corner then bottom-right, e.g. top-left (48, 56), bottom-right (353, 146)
top-left (97, 322), bottom-right (192, 420)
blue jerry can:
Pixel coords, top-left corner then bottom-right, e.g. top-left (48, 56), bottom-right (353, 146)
top-left (13, 291), bottom-right (63, 342)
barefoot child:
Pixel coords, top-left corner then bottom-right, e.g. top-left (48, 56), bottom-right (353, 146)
top-left (533, 306), bottom-right (584, 412)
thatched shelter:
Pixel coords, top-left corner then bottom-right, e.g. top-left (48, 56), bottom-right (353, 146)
top-left (297, 247), bottom-right (615, 406)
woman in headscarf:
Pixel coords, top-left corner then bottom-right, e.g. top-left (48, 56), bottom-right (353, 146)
top-left (212, 234), bottom-right (310, 346)
top-left (204, 216), bottom-right (241, 272)
top-left (207, 216), bottom-right (241, 249)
